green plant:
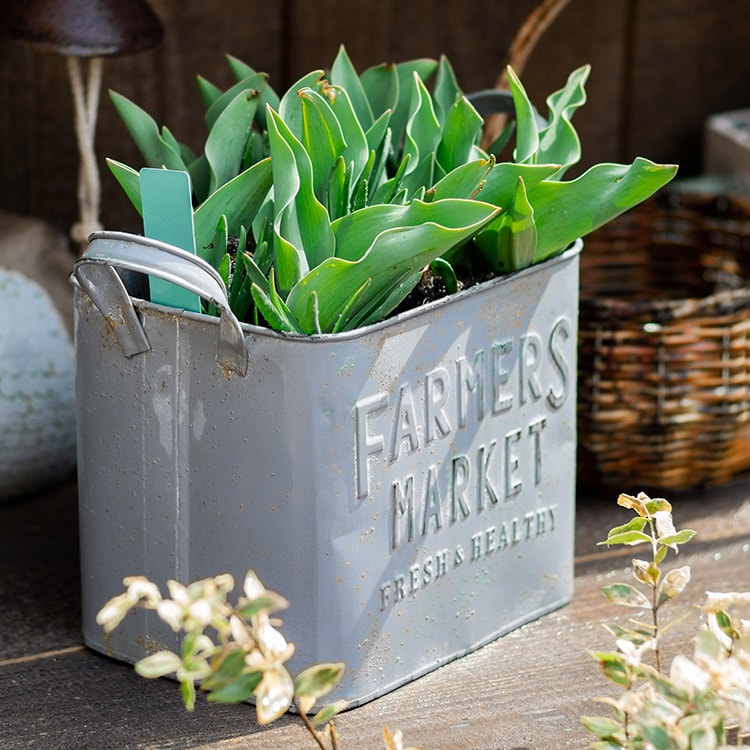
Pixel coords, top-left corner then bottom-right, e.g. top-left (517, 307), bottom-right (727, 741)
top-left (97, 569), bottom-right (415, 750)
top-left (582, 492), bottom-right (750, 749)
top-left (106, 46), bottom-right (677, 333)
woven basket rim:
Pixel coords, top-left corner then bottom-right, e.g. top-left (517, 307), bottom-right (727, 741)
top-left (580, 283), bottom-right (750, 321)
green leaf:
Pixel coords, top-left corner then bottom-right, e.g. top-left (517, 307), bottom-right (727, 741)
top-left (285, 199), bottom-right (499, 333)
top-left (202, 649), bottom-right (247, 691)
top-left (135, 650), bottom-right (182, 679)
top-left (360, 62), bottom-right (399, 120)
top-left (654, 544), bottom-right (668, 566)
top-left (388, 57), bottom-right (438, 161)
top-left (225, 55), bottom-right (280, 131)
top-left (433, 54), bottom-right (464, 126)
top-left (193, 157), bottom-right (273, 258)
top-left (589, 650), bottom-right (633, 688)
top-left (196, 74), bottom-right (223, 111)
top-left (401, 152), bottom-right (436, 199)
top-left (109, 91), bottom-right (187, 171)
top-left (602, 622), bottom-right (652, 645)
top-left (330, 45), bottom-right (373, 131)
top-left (204, 72), bottom-right (268, 131)
top-left (430, 257), bottom-right (458, 295)
top-left (294, 662), bottom-right (345, 700)
top-left (536, 65), bottom-right (589, 176)
top-left (331, 198), bottom-right (497, 262)
top-left (505, 66), bottom-right (539, 164)
top-left (209, 214), bottom-right (229, 270)
top-left (298, 87), bottom-right (347, 203)
top-left (598, 530), bottom-right (652, 547)
top-left (237, 590), bottom-right (290, 618)
top-left (310, 700), bottom-right (348, 727)
top-left (327, 156), bottom-right (349, 221)
top-left (580, 715), bottom-right (624, 741)
top-left (597, 516), bottom-right (650, 547)
top-left (266, 106), bottom-right (335, 277)
top-left (181, 678), bottom-right (197, 712)
top-left (475, 162), bottom-right (561, 208)
top-left (656, 565), bottom-right (691, 604)
top-left (492, 175), bottom-right (537, 271)
top-left (600, 582), bottom-right (651, 609)
top-left (436, 95), bottom-right (484, 173)
top-left (429, 157), bottom-right (494, 202)
top-left (327, 84), bottom-right (370, 189)
top-left (251, 272), bottom-right (303, 334)
top-left (645, 497), bottom-right (673, 515)
top-left (331, 278), bottom-right (372, 334)
top-left (187, 154), bottom-right (211, 204)
top-left (403, 73), bottom-right (441, 181)
top-left (527, 158), bottom-right (679, 262)
top-left (657, 529), bottom-right (697, 548)
top-left (206, 671), bottom-right (263, 703)
top-left (106, 158), bottom-right (143, 216)
top-left (278, 69), bottom-right (326, 136)
top-left (605, 516), bottom-right (649, 540)
top-left (205, 88), bottom-right (261, 195)
top-left (640, 724), bottom-right (670, 750)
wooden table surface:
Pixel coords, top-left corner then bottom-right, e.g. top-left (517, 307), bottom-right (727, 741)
top-left (2, 477), bottom-right (749, 749)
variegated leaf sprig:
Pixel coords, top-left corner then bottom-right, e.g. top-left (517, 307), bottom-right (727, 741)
top-left (581, 493), bottom-right (750, 749)
top-left (97, 570), bottom-right (402, 750)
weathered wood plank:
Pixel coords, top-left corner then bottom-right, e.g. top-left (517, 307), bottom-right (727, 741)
top-left (1, 0), bottom-right (749, 245)
top-left (626, 0), bottom-right (750, 174)
top-left (2, 479), bottom-right (748, 749)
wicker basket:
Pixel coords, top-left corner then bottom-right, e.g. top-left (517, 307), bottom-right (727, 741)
top-left (577, 190), bottom-right (750, 490)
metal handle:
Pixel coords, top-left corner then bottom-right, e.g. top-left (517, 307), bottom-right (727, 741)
top-left (71, 231), bottom-right (248, 376)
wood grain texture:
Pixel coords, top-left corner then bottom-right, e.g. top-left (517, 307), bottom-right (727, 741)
top-left (0, 0), bottom-right (749, 242)
top-left (626, 0), bottom-right (750, 173)
top-left (1, 479), bottom-right (749, 749)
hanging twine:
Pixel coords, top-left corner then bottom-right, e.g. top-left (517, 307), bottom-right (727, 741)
top-left (67, 56), bottom-right (104, 254)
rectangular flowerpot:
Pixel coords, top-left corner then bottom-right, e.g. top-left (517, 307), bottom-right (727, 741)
top-left (73, 232), bottom-right (581, 707)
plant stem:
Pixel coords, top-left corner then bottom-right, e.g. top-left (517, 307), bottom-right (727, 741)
top-left (650, 521), bottom-right (662, 673)
top-left (652, 586), bottom-right (662, 673)
top-left (297, 705), bottom-right (329, 750)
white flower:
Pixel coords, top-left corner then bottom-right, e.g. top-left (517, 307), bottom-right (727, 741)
top-left (654, 510), bottom-right (677, 546)
top-left (703, 591), bottom-right (750, 612)
top-left (617, 637), bottom-right (655, 667)
top-left (96, 592), bottom-right (132, 633)
top-left (124, 576), bottom-right (162, 605)
top-left (255, 666), bottom-right (294, 725)
top-left (243, 570), bottom-right (266, 600)
top-left (256, 616), bottom-right (293, 661)
top-left (670, 654), bottom-right (711, 693)
top-left (166, 579), bottom-right (190, 606)
top-left (229, 614), bottom-right (254, 646)
top-left (156, 599), bottom-right (184, 632)
top-left (187, 599), bottom-right (213, 628)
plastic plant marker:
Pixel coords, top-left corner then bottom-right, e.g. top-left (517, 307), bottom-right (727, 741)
top-left (141, 168), bottom-right (202, 312)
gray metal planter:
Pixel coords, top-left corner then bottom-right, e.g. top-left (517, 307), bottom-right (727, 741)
top-left (72, 231), bottom-right (581, 707)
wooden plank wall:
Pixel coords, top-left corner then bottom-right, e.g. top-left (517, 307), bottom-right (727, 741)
top-left (0, 0), bottom-right (748, 243)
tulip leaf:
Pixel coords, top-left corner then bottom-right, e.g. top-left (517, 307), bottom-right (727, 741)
top-left (286, 199), bottom-right (500, 332)
top-left (193, 157), bottom-right (272, 257)
top-left (529, 158), bottom-right (679, 262)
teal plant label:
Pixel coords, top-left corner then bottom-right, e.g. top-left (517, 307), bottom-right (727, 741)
top-left (141, 168), bottom-right (202, 312)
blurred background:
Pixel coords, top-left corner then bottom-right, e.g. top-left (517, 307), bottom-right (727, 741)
top-left (0, 0), bottom-right (748, 240)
